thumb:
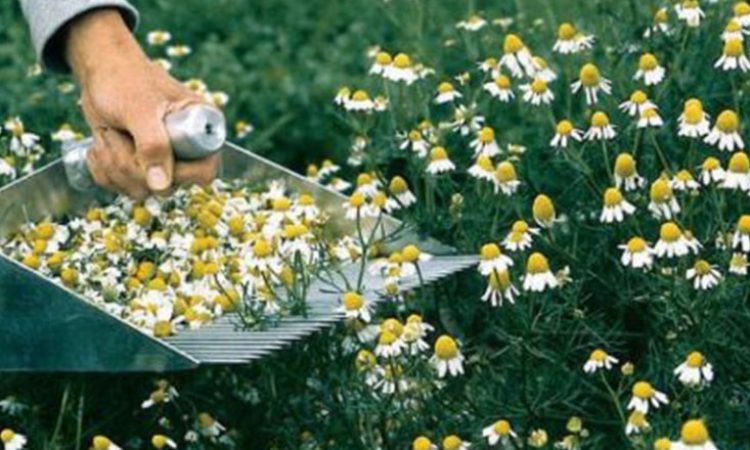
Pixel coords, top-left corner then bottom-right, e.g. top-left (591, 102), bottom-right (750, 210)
top-left (128, 109), bottom-right (174, 191)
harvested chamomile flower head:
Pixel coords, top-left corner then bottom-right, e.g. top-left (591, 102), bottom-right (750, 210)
top-left (1, 179), bottom-right (346, 336)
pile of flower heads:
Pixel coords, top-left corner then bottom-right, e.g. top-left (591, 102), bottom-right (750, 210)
top-left (1, 179), bottom-right (362, 337)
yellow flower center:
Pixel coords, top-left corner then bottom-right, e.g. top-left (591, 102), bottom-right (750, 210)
top-left (511, 220), bottom-right (529, 233)
top-left (686, 351), bottom-right (704, 368)
top-left (198, 413), bottom-right (215, 427)
top-left (503, 34), bottom-right (525, 54)
top-left (660, 222), bottom-right (682, 242)
top-left (630, 90), bottom-right (648, 104)
top-left (375, 51), bottom-right (392, 65)
top-left (738, 215), bottom-right (750, 233)
top-left (253, 238), bottom-right (272, 258)
top-left (1, 430), bottom-right (15, 443)
top-left (632, 381), bottom-right (654, 399)
top-left (681, 420), bottom-right (709, 445)
top-left (726, 19), bottom-right (742, 33)
top-left (476, 154), bottom-right (494, 171)
top-left (729, 152), bottom-right (750, 173)
top-left (299, 193), bottom-right (315, 206)
top-left (413, 437), bottom-right (433, 450)
top-left (736, 1), bottom-right (750, 16)
top-left (495, 75), bottom-right (511, 89)
top-left (273, 196), bottom-right (291, 211)
top-left (603, 188), bottom-right (624, 206)
top-left (526, 252), bottom-right (550, 274)
top-left (614, 153), bottom-right (636, 177)
top-left (493, 420), bottom-right (512, 436)
top-left (495, 162), bottom-right (517, 183)
top-left (684, 104), bottom-right (704, 125)
top-left (402, 244), bottom-right (421, 262)
top-left (393, 53), bottom-right (412, 69)
top-left (628, 411), bottom-right (648, 427)
top-left (530, 78), bottom-right (547, 94)
top-left (480, 243), bottom-right (501, 260)
top-left (642, 108), bottom-right (659, 119)
top-left (676, 170), bottom-right (694, 182)
top-left (654, 437), bottom-right (672, 450)
top-left (435, 335), bottom-right (459, 360)
top-left (627, 237), bottom-right (647, 253)
top-left (725, 39), bottom-right (745, 57)
top-left (342, 291), bottom-right (364, 310)
top-left (638, 53), bottom-right (659, 71)
top-left (650, 179), bottom-right (673, 203)
top-left (442, 435), bottom-right (462, 450)
top-left (532, 194), bottom-right (555, 222)
top-left (693, 259), bottom-right (712, 275)
top-left (389, 176), bottom-right (409, 194)
top-left (438, 82), bottom-right (454, 93)
top-left (93, 436), bottom-right (112, 450)
top-left (350, 192), bottom-right (366, 208)
top-left (590, 349), bottom-right (608, 362)
top-left (558, 23), bottom-right (577, 40)
top-left (430, 146), bottom-right (449, 161)
top-left (152, 435), bottom-right (170, 449)
top-left (479, 126), bottom-right (495, 143)
top-left (580, 64), bottom-right (601, 87)
top-left (716, 110), bottom-right (740, 132)
top-left (351, 90), bottom-right (370, 102)
top-left (381, 318), bottom-right (404, 336)
top-left (702, 157), bottom-right (720, 171)
top-left (654, 8), bottom-right (668, 23)
top-left (488, 269), bottom-right (512, 290)
top-left (372, 191), bottom-right (387, 207)
top-left (556, 120), bottom-right (573, 135)
top-left (590, 111), bottom-right (609, 127)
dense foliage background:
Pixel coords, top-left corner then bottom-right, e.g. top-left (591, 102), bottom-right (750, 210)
top-left (2, 0), bottom-right (750, 449)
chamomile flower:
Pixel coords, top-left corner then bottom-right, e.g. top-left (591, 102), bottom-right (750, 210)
top-left (468, 155), bottom-right (496, 182)
top-left (344, 192), bottom-right (368, 220)
top-left (483, 75), bottom-right (514, 102)
top-left (686, 259), bottom-right (722, 290)
top-left (151, 435), bottom-right (177, 449)
top-left (675, 0), bottom-right (705, 27)
top-left (441, 435), bottom-right (470, 450)
top-left (400, 128), bottom-right (431, 158)
top-left (470, 127), bottom-right (501, 157)
top-left (638, 107), bottom-right (664, 128)
top-left (550, 120), bottom-right (583, 148)
top-left (412, 436), bottom-right (438, 450)
top-left (523, 252), bottom-right (558, 292)
top-left (482, 269), bottom-right (519, 307)
top-left (434, 82), bottom-right (462, 104)
top-left (679, 99), bottom-right (711, 138)
top-left (672, 420), bottom-right (718, 450)
top-left (334, 86), bottom-right (350, 105)
top-left (627, 381), bottom-right (669, 414)
top-left (4, 117), bottom-right (40, 155)
top-left (449, 104), bottom-right (485, 135)
top-left (344, 90), bottom-right (376, 112)
top-left (706, 110), bottom-right (744, 151)
top-left (431, 335), bottom-right (465, 377)
top-left (671, 170), bottom-right (701, 191)
top-left (644, 8), bottom-right (670, 37)
top-left (635, 53), bottom-right (666, 85)
top-left (571, 63), bottom-right (612, 105)
top-left (51, 123), bottom-right (81, 142)
top-left (700, 157), bottom-right (726, 185)
top-left (732, 215), bottom-right (750, 251)
top-left (456, 14), bottom-right (487, 31)
top-left (722, 19), bottom-right (746, 42)
top-left (614, 153), bottom-right (645, 191)
top-left (626, 411), bottom-right (651, 436)
top-left (729, 252), bottom-right (748, 275)
top-left (92, 436), bottom-right (121, 450)
top-left (384, 53), bottom-right (419, 84)
top-left (583, 349), bottom-right (619, 373)
top-left (600, 188), bottom-right (636, 223)
top-left (531, 57), bottom-right (557, 82)
top-left (722, 151), bottom-right (750, 191)
top-left (648, 178), bottom-right (681, 219)
top-left (503, 220), bottom-right (539, 251)
top-left (620, 90), bottom-right (657, 117)
top-left (197, 413), bottom-right (226, 437)
top-left (147, 30), bottom-right (172, 46)
top-left (388, 176), bottom-right (417, 207)
top-left (736, 1), bottom-right (750, 26)
top-left (532, 194), bottom-right (556, 228)
top-left (426, 146), bottom-right (456, 174)
top-left (403, 314), bottom-right (433, 354)
top-left (478, 243), bottom-right (514, 275)
top-left (553, 23), bottom-right (594, 54)
top-left (655, 222), bottom-right (690, 258)
top-left (337, 291), bottom-right (372, 323)
top-left (715, 38), bottom-right (750, 72)
top-left (482, 420), bottom-right (517, 447)
top-left (0, 430), bottom-right (26, 450)
top-left (584, 111), bottom-right (616, 141)
top-left (674, 351), bottom-right (714, 387)
top-left (478, 57), bottom-right (499, 74)
top-left (369, 51), bottom-right (392, 75)
top-left (520, 78), bottom-right (555, 105)
top-left (499, 34), bottom-right (535, 78)
top-left (234, 120), bottom-right (254, 139)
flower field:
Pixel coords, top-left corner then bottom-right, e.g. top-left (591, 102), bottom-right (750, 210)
top-left (2, 0), bottom-right (750, 449)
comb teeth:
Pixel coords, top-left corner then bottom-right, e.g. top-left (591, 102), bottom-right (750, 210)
top-left (164, 255), bottom-right (478, 364)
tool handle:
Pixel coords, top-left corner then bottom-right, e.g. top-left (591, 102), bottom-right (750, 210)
top-left (63, 104), bottom-right (227, 192)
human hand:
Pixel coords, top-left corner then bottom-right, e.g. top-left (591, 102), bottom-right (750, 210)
top-left (65, 9), bottom-right (220, 199)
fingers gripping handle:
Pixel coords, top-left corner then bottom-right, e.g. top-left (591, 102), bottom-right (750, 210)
top-left (63, 104), bottom-right (227, 192)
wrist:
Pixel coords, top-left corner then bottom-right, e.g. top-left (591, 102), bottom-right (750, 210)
top-left (65, 9), bottom-right (146, 84)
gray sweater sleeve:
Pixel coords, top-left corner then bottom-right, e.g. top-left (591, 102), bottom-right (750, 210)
top-left (20, 0), bottom-right (139, 73)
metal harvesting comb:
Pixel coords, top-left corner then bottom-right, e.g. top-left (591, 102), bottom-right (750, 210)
top-left (0, 106), bottom-right (477, 372)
